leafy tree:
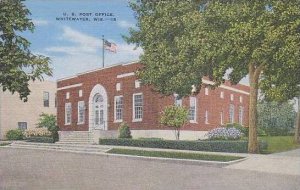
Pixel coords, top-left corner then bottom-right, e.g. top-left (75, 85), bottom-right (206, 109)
top-left (37, 113), bottom-right (58, 141)
top-left (258, 101), bottom-right (296, 136)
top-left (160, 106), bottom-right (189, 140)
top-left (126, 0), bottom-right (300, 153)
top-left (0, 0), bottom-right (52, 101)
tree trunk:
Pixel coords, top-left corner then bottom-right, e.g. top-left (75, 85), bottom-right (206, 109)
top-left (294, 96), bottom-right (300, 144)
top-left (248, 65), bottom-right (260, 153)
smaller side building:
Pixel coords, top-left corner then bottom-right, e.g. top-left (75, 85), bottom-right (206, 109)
top-left (0, 81), bottom-right (57, 139)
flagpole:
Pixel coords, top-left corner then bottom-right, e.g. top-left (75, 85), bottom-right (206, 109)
top-left (102, 35), bottom-right (104, 68)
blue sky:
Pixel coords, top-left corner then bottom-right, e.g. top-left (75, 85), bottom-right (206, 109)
top-left (23, 0), bottom-right (249, 85)
top-left (23, 0), bottom-right (142, 81)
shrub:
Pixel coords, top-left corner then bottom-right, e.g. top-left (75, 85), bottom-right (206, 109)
top-left (206, 127), bottom-right (243, 140)
top-left (225, 123), bottom-right (249, 137)
top-left (118, 123), bottom-right (132, 138)
top-left (99, 138), bottom-right (268, 153)
top-left (26, 136), bottom-right (54, 143)
top-left (37, 113), bottom-right (59, 142)
top-left (160, 105), bottom-right (189, 140)
top-left (6, 129), bottom-right (24, 140)
top-left (23, 128), bottom-right (52, 138)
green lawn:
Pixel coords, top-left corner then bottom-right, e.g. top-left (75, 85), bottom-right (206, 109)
top-left (259, 136), bottom-right (300, 154)
top-left (107, 148), bottom-right (244, 162)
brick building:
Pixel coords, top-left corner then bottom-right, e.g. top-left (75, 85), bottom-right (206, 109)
top-left (57, 61), bottom-right (249, 142)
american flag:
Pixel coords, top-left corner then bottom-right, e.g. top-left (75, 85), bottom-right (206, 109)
top-left (104, 40), bottom-right (117, 53)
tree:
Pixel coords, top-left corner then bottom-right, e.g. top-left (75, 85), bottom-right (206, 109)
top-left (126, 0), bottom-right (300, 153)
top-left (257, 101), bottom-right (296, 136)
top-left (0, 0), bottom-right (52, 101)
top-left (160, 106), bottom-right (189, 140)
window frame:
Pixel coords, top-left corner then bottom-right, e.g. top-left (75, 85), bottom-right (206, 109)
top-left (174, 94), bottom-right (182, 106)
top-left (239, 106), bottom-right (244, 125)
top-left (77, 101), bottom-right (85, 125)
top-left (189, 97), bottom-right (197, 123)
top-left (229, 104), bottom-right (235, 123)
top-left (205, 110), bottom-right (209, 124)
top-left (205, 88), bottom-right (209, 95)
top-left (43, 91), bottom-right (50, 107)
top-left (132, 93), bottom-right (143, 122)
top-left (220, 111), bottom-right (224, 125)
top-left (114, 95), bottom-right (124, 123)
top-left (18, 122), bottom-right (27, 131)
top-left (65, 102), bottom-right (72, 125)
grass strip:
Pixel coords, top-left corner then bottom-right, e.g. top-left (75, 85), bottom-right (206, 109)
top-left (107, 148), bottom-right (244, 162)
top-left (0, 143), bottom-right (11, 146)
top-left (259, 136), bottom-right (300, 154)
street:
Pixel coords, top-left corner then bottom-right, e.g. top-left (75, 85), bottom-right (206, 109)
top-left (0, 148), bottom-right (299, 190)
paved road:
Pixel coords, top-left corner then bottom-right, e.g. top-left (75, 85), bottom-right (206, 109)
top-left (0, 148), bottom-right (299, 190)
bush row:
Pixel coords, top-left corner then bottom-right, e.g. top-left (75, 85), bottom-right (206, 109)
top-left (99, 138), bottom-right (268, 153)
top-left (25, 136), bottom-right (55, 143)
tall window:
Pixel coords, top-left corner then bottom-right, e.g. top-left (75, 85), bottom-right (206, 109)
top-left (174, 94), bottom-right (182, 106)
top-left (78, 101), bottom-right (85, 124)
top-left (114, 96), bottom-right (123, 122)
top-left (229, 104), bottom-right (235, 123)
top-left (189, 97), bottom-right (197, 122)
top-left (220, 111), bottom-right (224, 125)
top-left (65, 103), bottom-right (72, 125)
top-left (205, 110), bottom-right (209, 124)
top-left (43, 92), bottom-right (49, 107)
top-left (239, 106), bottom-right (244, 125)
top-left (133, 93), bottom-right (143, 121)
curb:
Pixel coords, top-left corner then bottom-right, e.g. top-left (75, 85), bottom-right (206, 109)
top-left (1, 145), bottom-right (246, 167)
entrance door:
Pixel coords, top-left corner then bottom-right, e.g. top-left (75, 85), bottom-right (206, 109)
top-left (93, 94), bottom-right (105, 129)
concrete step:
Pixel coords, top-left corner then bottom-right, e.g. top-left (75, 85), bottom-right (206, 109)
top-left (9, 142), bottom-right (110, 153)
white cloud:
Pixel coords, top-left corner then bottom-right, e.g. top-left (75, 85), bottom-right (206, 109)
top-left (43, 26), bottom-right (143, 80)
top-left (45, 26), bottom-right (101, 55)
top-left (117, 20), bottom-right (135, 29)
top-left (32, 19), bottom-right (49, 26)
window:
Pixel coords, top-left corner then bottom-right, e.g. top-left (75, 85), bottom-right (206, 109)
top-left (18, 122), bottom-right (27, 131)
top-left (229, 104), bottom-right (235, 123)
top-left (135, 80), bottom-right (141, 88)
top-left (78, 101), bottom-right (85, 124)
top-left (205, 110), bottom-right (209, 124)
top-left (79, 90), bottom-right (83, 97)
top-left (43, 92), bottom-right (49, 107)
top-left (174, 94), bottom-right (182, 106)
top-left (230, 94), bottom-right (234, 101)
top-left (65, 103), bottom-right (72, 125)
top-left (116, 83), bottom-right (121, 91)
top-left (205, 88), bottom-right (209, 95)
top-left (66, 92), bottom-right (70, 99)
top-left (133, 93), bottom-right (143, 121)
top-left (239, 106), bottom-right (244, 125)
top-left (189, 97), bottom-right (197, 123)
top-left (220, 111), bottom-right (224, 125)
top-left (240, 96), bottom-right (243, 103)
top-left (220, 91), bottom-right (224, 99)
top-left (114, 96), bottom-right (123, 122)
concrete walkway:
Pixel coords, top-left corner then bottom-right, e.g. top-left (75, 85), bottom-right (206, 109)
top-left (226, 148), bottom-right (300, 176)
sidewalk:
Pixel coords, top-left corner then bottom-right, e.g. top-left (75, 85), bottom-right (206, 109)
top-left (226, 148), bottom-right (300, 176)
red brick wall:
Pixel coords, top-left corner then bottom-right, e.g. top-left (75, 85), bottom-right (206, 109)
top-left (57, 62), bottom-right (249, 132)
